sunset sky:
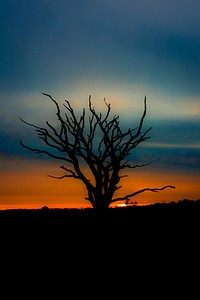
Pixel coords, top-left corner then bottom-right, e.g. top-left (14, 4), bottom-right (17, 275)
top-left (0, 0), bottom-right (200, 209)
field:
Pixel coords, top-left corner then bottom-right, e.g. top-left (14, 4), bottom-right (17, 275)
top-left (1, 199), bottom-right (199, 294)
top-left (1, 199), bottom-right (200, 239)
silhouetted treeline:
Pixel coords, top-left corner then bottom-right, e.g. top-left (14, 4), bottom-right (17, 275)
top-left (1, 198), bottom-right (200, 231)
top-left (1, 198), bottom-right (200, 271)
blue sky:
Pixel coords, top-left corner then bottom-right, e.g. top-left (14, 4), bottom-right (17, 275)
top-left (0, 0), bottom-right (200, 207)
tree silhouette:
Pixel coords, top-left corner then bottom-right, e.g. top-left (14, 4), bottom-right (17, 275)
top-left (20, 93), bottom-right (175, 209)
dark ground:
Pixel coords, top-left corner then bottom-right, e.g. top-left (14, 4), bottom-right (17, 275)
top-left (1, 199), bottom-right (200, 242)
top-left (1, 199), bottom-right (199, 296)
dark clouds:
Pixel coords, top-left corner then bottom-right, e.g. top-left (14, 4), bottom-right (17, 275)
top-left (1, 0), bottom-right (200, 94)
top-left (148, 119), bottom-right (200, 146)
top-left (0, 0), bottom-right (200, 173)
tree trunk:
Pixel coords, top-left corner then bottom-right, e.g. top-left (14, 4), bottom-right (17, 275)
top-left (87, 190), bottom-right (111, 210)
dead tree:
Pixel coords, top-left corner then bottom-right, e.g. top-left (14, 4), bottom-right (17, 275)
top-left (20, 93), bottom-right (175, 209)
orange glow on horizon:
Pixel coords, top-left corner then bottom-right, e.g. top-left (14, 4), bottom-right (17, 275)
top-left (0, 156), bottom-right (199, 210)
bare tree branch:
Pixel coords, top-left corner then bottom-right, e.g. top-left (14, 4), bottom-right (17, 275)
top-left (19, 94), bottom-right (176, 210)
top-left (112, 185), bottom-right (176, 203)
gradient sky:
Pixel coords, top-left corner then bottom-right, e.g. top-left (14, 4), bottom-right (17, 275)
top-left (0, 0), bottom-right (200, 209)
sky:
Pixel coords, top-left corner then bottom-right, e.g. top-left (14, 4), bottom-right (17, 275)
top-left (0, 0), bottom-right (200, 209)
